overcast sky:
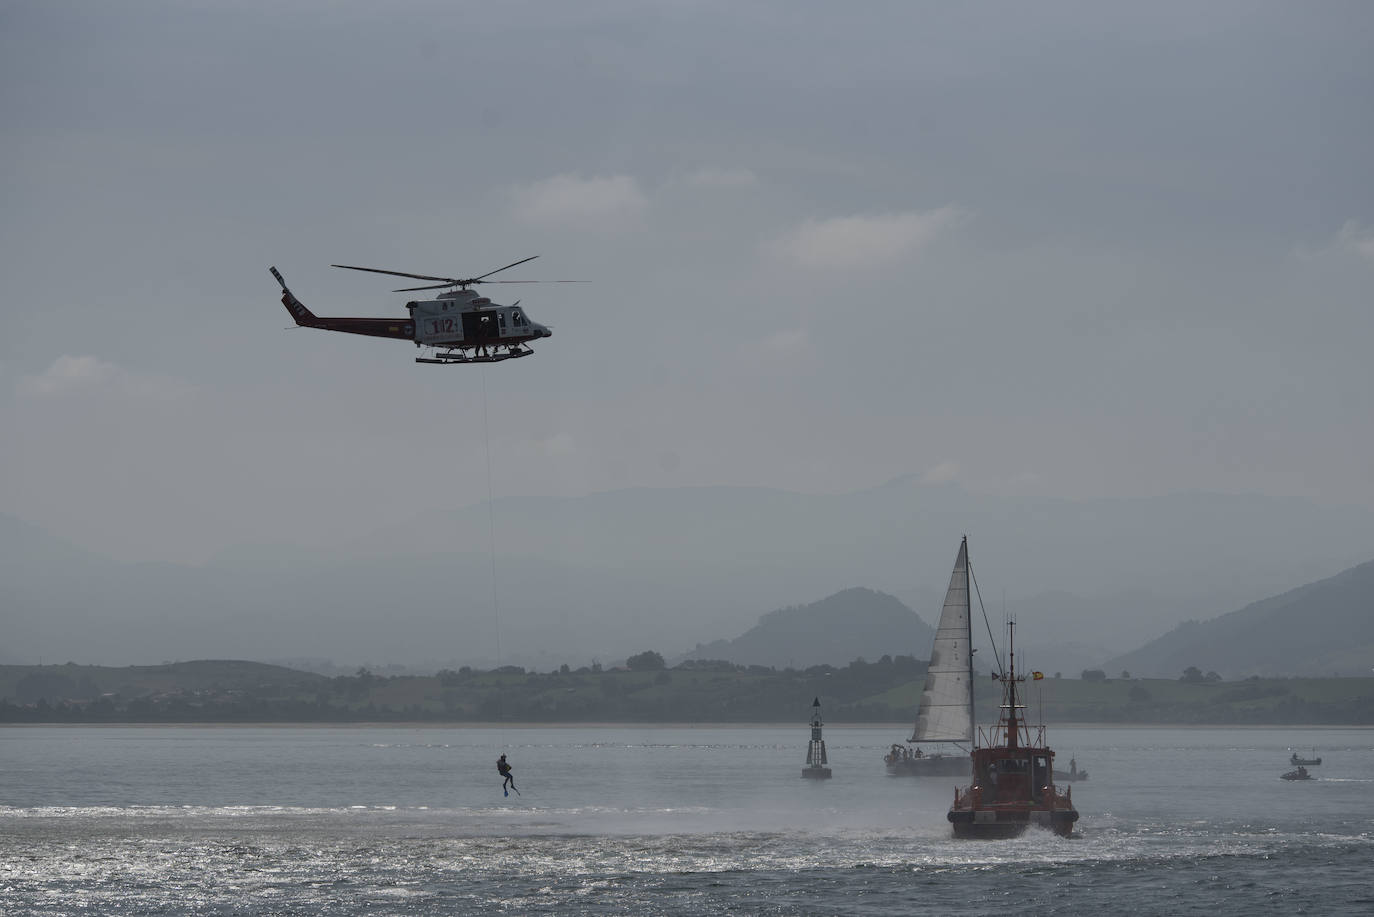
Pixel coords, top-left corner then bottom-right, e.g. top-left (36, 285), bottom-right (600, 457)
top-left (3, 0), bottom-right (1372, 565)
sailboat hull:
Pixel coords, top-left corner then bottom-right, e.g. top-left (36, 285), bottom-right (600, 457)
top-left (885, 755), bottom-right (970, 777)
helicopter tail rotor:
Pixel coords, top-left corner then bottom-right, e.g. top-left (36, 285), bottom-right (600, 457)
top-left (269, 266), bottom-right (322, 328)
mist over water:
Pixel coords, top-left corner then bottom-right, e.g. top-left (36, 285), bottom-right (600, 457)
top-left (3, 725), bottom-right (1372, 915)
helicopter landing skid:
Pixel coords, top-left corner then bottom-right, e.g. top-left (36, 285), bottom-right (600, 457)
top-left (416, 345), bottom-right (533, 365)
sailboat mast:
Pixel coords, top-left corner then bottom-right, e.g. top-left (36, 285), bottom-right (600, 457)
top-left (963, 535), bottom-right (974, 743)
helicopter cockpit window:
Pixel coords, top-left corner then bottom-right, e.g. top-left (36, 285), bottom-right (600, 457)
top-left (512, 310), bottom-right (524, 326)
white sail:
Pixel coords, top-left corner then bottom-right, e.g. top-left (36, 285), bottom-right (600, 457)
top-left (910, 537), bottom-right (973, 744)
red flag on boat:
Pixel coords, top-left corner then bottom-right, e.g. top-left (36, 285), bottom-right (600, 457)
top-left (1032, 671), bottom-right (1044, 680)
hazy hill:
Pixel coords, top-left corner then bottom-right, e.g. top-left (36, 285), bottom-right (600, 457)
top-left (678, 587), bottom-right (936, 669)
top-left (1104, 559), bottom-right (1374, 678)
top-left (6, 478), bottom-right (1374, 669)
top-left (332, 480), bottom-right (1374, 662)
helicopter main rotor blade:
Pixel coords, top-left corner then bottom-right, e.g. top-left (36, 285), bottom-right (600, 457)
top-left (393, 280), bottom-right (588, 291)
top-left (335, 256), bottom-right (585, 291)
top-left (393, 282), bottom-right (463, 292)
top-left (332, 264), bottom-right (460, 284)
top-left (470, 255), bottom-right (540, 283)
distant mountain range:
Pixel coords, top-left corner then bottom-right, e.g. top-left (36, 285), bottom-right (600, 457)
top-left (682, 559), bottom-right (1374, 680)
top-left (5, 478), bottom-right (1374, 671)
top-left (1105, 559), bottom-right (1374, 678)
top-left (678, 587), bottom-right (936, 669)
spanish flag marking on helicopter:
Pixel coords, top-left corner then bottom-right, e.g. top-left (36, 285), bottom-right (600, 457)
top-left (1032, 671), bottom-right (1044, 680)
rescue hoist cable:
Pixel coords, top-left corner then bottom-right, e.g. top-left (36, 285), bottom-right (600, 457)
top-left (480, 366), bottom-right (504, 731)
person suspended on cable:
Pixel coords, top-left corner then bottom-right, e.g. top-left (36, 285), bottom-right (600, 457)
top-left (497, 753), bottom-right (516, 795)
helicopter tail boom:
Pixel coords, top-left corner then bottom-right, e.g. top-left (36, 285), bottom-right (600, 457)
top-left (270, 266), bottom-right (415, 340)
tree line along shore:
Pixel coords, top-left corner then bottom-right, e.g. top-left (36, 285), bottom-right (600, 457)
top-left (3, 656), bottom-right (1373, 725)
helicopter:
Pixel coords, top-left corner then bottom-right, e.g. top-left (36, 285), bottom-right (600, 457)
top-left (269, 256), bottom-right (574, 364)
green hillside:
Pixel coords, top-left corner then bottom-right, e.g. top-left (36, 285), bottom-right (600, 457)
top-left (1025, 674), bottom-right (1374, 724)
top-left (3, 659), bottom-right (1372, 725)
top-left (0, 661), bottom-right (327, 718)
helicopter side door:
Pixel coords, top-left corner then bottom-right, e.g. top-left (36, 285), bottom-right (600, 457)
top-left (461, 310), bottom-right (499, 342)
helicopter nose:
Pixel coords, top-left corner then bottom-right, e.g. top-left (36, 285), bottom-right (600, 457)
top-left (540, 326), bottom-right (552, 338)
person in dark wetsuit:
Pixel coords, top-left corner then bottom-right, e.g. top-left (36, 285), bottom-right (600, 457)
top-left (497, 754), bottom-right (516, 794)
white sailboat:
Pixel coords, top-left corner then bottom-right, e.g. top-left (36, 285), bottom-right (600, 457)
top-left (885, 536), bottom-right (974, 777)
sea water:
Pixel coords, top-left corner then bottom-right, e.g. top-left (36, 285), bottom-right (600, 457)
top-left (2, 724), bottom-right (1371, 915)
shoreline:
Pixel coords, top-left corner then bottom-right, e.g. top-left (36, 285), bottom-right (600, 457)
top-left (4, 721), bottom-right (1372, 730)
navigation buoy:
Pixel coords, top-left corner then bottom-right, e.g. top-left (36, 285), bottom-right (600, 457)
top-left (802, 697), bottom-right (833, 779)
